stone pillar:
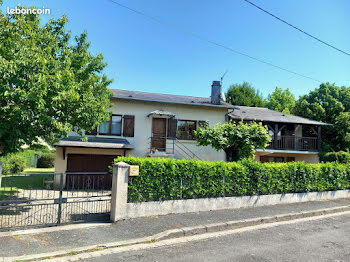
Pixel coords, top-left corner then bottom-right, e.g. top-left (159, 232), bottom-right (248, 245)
top-left (110, 162), bottom-right (130, 222)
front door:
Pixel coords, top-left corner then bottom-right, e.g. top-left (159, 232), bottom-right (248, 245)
top-left (151, 118), bottom-right (167, 152)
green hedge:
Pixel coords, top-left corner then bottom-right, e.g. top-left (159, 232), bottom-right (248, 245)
top-left (320, 151), bottom-right (350, 163)
top-left (37, 152), bottom-right (56, 168)
top-left (115, 157), bottom-right (350, 203)
top-left (1, 155), bottom-right (26, 174)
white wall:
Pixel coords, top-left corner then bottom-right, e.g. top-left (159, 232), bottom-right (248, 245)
top-left (124, 190), bottom-right (350, 219)
top-left (255, 151), bottom-right (319, 163)
top-left (94, 99), bottom-right (227, 161)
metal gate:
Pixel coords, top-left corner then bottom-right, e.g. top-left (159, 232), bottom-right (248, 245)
top-left (0, 172), bottom-right (111, 231)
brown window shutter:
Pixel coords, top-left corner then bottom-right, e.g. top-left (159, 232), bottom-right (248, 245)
top-left (123, 115), bottom-right (135, 137)
top-left (167, 118), bottom-right (178, 139)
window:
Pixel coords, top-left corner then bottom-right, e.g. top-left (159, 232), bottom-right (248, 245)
top-left (177, 120), bottom-right (196, 140)
top-left (96, 114), bottom-right (133, 136)
top-left (111, 115), bottom-right (122, 135)
top-left (99, 121), bottom-right (110, 135)
top-left (260, 156), bottom-right (295, 163)
top-left (271, 157), bottom-right (284, 163)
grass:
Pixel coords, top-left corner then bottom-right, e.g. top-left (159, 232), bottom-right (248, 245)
top-left (0, 168), bottom-right (55, 200)
top-left (23, 167), bottom-right (55, 173)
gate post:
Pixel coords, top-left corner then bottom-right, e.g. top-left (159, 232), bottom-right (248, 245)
top-left (110, 162), bottom-right (130, 222)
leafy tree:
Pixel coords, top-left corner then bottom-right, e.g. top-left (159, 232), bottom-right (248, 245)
top-left (294, 83), bottom-right (350, 151)
top-left (266, 87), bottom-right (295, 114)
top-left (194, 121), bottom-right (271, 161)
top-left (0, 8), bottom-right (112, 155)
top-left (334, 112), bottom-right (350, 150)
top-left (226, 82), bottom-right (266, 107)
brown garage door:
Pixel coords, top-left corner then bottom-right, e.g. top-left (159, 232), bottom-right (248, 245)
top-left (66, 154), bottom-right (119, 189)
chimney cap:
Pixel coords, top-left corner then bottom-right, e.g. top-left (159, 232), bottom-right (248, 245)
top-left (212, 81), bottom-right (221, 86)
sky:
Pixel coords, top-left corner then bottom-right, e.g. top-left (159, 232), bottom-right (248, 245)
top-left (2, 0), bottom-right (350, 99)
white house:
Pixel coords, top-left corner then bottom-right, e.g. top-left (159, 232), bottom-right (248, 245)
top-left (54, 81), bottom-right (328, 188)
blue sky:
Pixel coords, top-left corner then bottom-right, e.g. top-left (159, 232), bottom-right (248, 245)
top-left (2, 0), bottom-right (350, 98)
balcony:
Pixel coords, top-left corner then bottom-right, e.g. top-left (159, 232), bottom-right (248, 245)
top-left (266, 136), bottom-right (319, 152)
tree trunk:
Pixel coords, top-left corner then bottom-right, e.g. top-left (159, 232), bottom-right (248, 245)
top-left (224, 147), bottom-right (239, 162)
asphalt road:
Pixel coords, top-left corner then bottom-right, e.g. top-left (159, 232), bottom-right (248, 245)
top-left (84, 213), bottom-right (350, 262)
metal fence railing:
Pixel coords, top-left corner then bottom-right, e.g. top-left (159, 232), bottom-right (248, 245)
top-left (0, 172), bottom-right (111, 231)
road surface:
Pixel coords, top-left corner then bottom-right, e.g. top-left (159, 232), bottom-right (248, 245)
top-left (82, 212), bottom-right (350, 262)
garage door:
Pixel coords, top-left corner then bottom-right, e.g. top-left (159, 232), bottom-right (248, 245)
top-left (66, 154), bottom-right (119, 189)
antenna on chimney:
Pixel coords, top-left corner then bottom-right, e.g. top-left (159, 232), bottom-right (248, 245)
top-left (220, 70), bottom-right (228, 102)
top-left (220, 69), bottom-right (229, 84)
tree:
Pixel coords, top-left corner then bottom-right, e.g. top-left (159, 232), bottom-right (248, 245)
top-left (294, 83), bottom-right (350, 151)
top-left (334, 112), bottom-right (350, 150)
top-left (194, 121), bottom-right (271, 161)
top-left (266, 87), bottom-right (295, 114)
top-left (226, 82), bottom-right (266, 107)
top-left (0, 8), bottom-right (112, 155)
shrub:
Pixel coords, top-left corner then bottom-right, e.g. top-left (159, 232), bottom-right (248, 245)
top-left (28, 143), bottom-right (51, 152)
top-left (1, 155), bottom-right (26, 174)
top-left (320, 151), bottom-right (350, 163)
top-left (37, 152), bottom-right (56, 168)
top-left (114, 157), bottom-right (350, 202)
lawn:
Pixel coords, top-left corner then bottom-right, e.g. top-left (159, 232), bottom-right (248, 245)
top-left (23, 167), bottom-right (55, 173)
top-left (0, 168), bottom-right (55, 200)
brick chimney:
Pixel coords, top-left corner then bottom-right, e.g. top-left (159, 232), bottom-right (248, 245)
top-left (211, 81), bottom-right (222, 105)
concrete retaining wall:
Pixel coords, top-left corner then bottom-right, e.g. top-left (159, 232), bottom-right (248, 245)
top-left (124, 190), bottom-right (350, 219)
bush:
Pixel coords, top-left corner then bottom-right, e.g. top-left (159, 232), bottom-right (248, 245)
top-left (320, 151), bottom-right (350, 163)
top-left (37, 152), bottom-right (56, 168)
top-left (1, 155), bottom-right (26, 174)
top-left (115, 157), bottom-right (350, 202)
top-left (28, 143), bottom-right (51, 152)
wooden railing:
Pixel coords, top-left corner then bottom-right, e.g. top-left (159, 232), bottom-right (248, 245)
top-left (266, 136), bottom-right (319, 151)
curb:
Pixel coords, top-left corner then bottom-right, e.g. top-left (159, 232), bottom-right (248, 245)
top-left (152, 205), bottom-right (350, 240)
top-left (7, 205), bottom-right (350, 262)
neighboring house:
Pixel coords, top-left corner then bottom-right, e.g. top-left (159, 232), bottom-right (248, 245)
top-left (228, 106), bottom-right (329, 163)
top-left (54, 81), bottom-right (328, 187)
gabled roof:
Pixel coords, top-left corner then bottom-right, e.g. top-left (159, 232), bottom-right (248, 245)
top-left (56, 136), bottom-right (134, 149)
top-left (228, 106), bottom-right (330, 126)
top-left (110, 89), bottom-right (234, 109)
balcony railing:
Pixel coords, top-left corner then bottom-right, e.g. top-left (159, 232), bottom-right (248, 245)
top-left (266, 136), bottom-right (319, 151)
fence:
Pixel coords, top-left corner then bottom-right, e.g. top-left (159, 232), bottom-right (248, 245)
top-left (267, 136), bottom-right (318, 151)
top-left (110, 161), bottom-right (350, 221)
top-left (0, 166), bottom-right (111, 231)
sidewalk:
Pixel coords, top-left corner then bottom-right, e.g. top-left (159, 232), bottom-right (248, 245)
top-left (1, 198), bottom-right (350, 259)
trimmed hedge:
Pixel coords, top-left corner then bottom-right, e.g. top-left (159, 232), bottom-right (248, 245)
top-left (320, 151), bottom-right (350, 163)
top-left (37, 152), bottom-right (56, 168)
top-left (115, 157), bottom-right (350, 203)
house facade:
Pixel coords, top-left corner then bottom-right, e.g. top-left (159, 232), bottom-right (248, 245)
top-left (228, 106), bottom-right (328, 163)
top-left (54, 81), bottom-right (328, 187)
